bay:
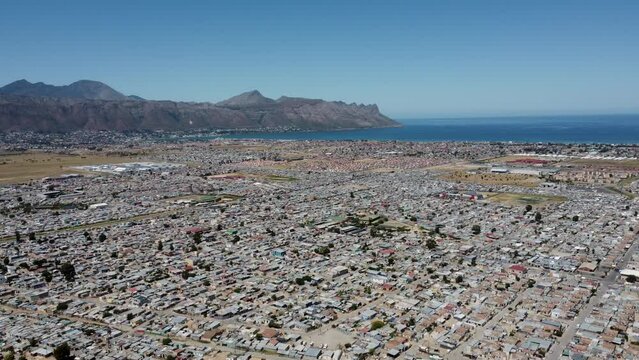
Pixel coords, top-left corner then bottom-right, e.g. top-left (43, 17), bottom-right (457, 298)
top-left (221, 114), bottom-right (639, 144)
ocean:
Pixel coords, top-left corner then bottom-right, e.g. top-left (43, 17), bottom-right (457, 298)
top-left (221, 114), bottom-right (639, 144)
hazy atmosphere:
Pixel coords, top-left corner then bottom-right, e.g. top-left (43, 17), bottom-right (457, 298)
top-left (4, 2), bottom-right (639, 360)
top-left (1, 0), bottom-right (638, 118)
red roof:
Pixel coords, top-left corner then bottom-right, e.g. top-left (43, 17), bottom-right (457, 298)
top-left (185, 226), bottom-right (206, 234)
top-left (508, 158), bottom-right (549, 164)
top-left (510, 264), bottom-right (527, 272)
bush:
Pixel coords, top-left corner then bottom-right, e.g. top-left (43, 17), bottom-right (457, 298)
top-left (370, 320), bottom-right (385, 331)
top-left (59, 263), bottom-right (76, 282)
top-left (314, 246), bottom-right (330, 256)
top-left (53, 342), bottom-right (72, 360)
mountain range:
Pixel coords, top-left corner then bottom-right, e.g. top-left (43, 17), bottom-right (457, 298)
top-left (0, 80), bottom-right (399, 132)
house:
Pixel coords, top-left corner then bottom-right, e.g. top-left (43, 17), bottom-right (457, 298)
top-left (272, 248), bottom-right (286, 257)
top-left (509, 264), bottom-right (527, 274)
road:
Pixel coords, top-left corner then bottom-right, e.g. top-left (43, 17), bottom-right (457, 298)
top-left (545, 229), bottom-right (638, 360)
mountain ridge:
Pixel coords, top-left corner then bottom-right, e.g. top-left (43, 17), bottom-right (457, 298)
top-left (0, 80), bottom-right (400, 132)
top-left (0, 79), bottom-right (136, 101)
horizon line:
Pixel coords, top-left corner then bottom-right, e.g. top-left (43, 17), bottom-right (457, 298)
top-left (395, 112), bottom-right (639, 121)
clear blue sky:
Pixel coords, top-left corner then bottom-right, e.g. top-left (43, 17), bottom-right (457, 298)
top-left (1, 0), bottom-right (638, 118)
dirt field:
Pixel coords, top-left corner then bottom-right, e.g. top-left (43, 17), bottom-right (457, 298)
top-left (480, 155), bottom-right (544, 163)
top-left (307, 328), bottom-right (355, 348)
top-left (0, 151), bottom-right (135, 184)
top-left (441, 170), bottom-right (541, 187)
top-left (208, 172), bottom-right (296, 182)
top-left (567, 158), bottom-right (639, 169)
top-left (482, 192), bottom-right (566, 206)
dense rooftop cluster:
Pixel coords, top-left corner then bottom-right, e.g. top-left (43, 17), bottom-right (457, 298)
top-left (0, 137), bottom-right (638, 360)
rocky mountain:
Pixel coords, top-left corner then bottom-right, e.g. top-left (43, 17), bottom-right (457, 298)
top-left (0, 80), bottom-right (400, 132)
top-left (216, 90), bottom-right (275, 107)
top-left (0, 79), bottom-right (132, 101)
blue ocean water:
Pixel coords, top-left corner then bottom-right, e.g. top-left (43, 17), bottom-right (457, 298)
top-left (222, 114), bottom-right (639, 144)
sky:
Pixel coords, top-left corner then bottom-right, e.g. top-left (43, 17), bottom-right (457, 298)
top-left (0, 0), bottom-right (638, 118)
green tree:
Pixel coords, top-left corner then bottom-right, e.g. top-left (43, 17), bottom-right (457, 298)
top-left (471, 225), bottom-right (481, 235)
top-left (59, 262), bottom-right (76, 282)
top-left (42, 270), bottom-right (53, 282)
top-left (370, 320), bottom-right (385, 331)
top-left (157, 240), bottom-right (163, 251)
top-left (53, 342), bottom-right (72, 360)
top-left (314, 246), bottom-right (330, 256)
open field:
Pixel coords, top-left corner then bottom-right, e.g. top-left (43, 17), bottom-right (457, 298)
top-left (424, 161), bottom-right (483, 172)
top-left (482, 192), bottom-right (567, 206)
top-left (208, 172), bottom-right (297, 182)
top-left (0, 151), bottom-right (136, 184)
top-left (605, 186), bottom-right (636, 200)
top-left (617, 175), bottom-right (639, 187)
top-left (167, 193), bottom-right (244, 204)
top-left (480, 155), bottom-right (557, 163)
top-left (441, 170), bottom-right (541, 187)
top-left (567, 158), bottom-right (639, 169)
top-left (483, 156), bottom-right (639, 169)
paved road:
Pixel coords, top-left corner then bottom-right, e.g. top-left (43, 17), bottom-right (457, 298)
top-left (545, 230), bottom-right (638, 360)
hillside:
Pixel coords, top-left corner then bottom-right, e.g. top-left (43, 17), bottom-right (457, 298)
top-left (0, 81), bottom-right (399, 132)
